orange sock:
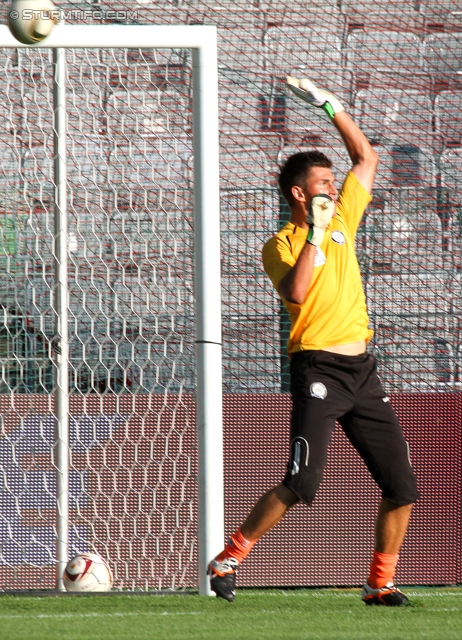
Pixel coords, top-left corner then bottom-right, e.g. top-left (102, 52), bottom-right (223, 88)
top-left (215, 528), bottom-right (256, 566)
top-left (368, 550), bottom-right (399, 589)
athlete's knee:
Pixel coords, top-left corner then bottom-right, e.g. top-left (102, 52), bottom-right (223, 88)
top-left (381, 472), bottom-right (420, 506)
top-left (274, 482), bottom-right (300, 508)
top-left (283, 474), bottom-right (322, 506)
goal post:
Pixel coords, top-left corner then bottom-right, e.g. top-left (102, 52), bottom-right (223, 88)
top-left (0, 24), bottom-right (223, 596)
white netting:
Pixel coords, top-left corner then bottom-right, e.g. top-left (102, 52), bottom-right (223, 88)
top-left (0, 42), bottom-right (198, 590)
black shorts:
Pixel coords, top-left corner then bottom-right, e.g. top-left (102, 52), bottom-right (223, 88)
top-left (283, 350), bottom-right (420, 506)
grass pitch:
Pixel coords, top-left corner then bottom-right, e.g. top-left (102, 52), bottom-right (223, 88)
top-left (0, 587), bottom-right (461, 640)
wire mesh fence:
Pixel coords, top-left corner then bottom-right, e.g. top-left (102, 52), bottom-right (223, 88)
top-left (0, 0), bottom-right (460, 590)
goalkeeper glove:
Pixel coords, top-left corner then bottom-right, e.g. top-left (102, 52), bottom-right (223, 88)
top-left (306, 194), bottom-right (335, 247)
top-left (287, 76), bottom-right (344, 119)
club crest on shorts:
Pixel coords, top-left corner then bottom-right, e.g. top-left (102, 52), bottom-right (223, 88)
top-left (310, 382), bottom-right (327, 399)
top-left (331, 230), bottom-right (346, 244)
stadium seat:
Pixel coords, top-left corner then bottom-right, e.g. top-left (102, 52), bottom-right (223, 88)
top-left (342, 0), bottom-right (413, 14)
top-left (21, 146), bottom-right (54, 187)
top-left (220, 146), bottom-right (273, 190)
top-left (450, 272), bottom-right (461, 327)
top-left (0, 98), bottom-right (19, 139)
top-left (366, 273), bottom-right (450, 334)
top-left (105, 47), bottom-right (191, 82)
top-left (457, 344), bottom-right (462, 389)
top-left (67, 137), bottom-right (109, 189)
top-left (440, 150), bottom-right (462, 269)
top-left (451, 273), bottom-right (462, 386)
top-left (220, 187), bottom-right (279, 234)
top-left (419, 1), bottom-right (462, 31)
top-left (223, 131), bottom-right (284, 156)
top-left (372, 144), bottom-right (437, 190)
top-left (95, 0), bottom-right (193, 26)
top-left (66, 189), bottom-right (110, 255)
top-left (341, 8), bottom-right (424, 34)
top-left (363, 70), bottom-right (434, 95)
top-left (346, 31), bottom-right (424, 91)
top-left (435, 91), bottom-right (462, 148)
top-left (186, 1), bottom-right (263, 27)
top-left (264, 26), bottom-right (343, 90)
top-left (225, 24), bottom-right (346, 140)
top-left (107, 136), bottom-right (193, 190)
top-left (260, 6), bottom-right (344, 32)
top-left (354, 88), bottom-right (434, 149)
top-left (105, 88), bottom-right (190, 139)
top-left (422, 33), bottom-right (462, 89)
top-left (220, 133), bottom-right (284, 182)
top-left (364, 206), bottom-right (444, 274)
top-left (66, 56), bottom-right (108, 140)
top-left (66, 49), bottom-right (107, 88)
top-left (219, 71), bottom-right (267, 136)
top-left (0, 145), bottom-right (22, 190)
top-left (372, 329), bottom-right (455, 392)
top-left (260, 0), bottom-right (339, 11)
top-left (19, 83), bottom-right (54, 148)
top-left (222, 334), bottom-right (282, 392)
top-left (218, 140), bottom-right (282, 392)
top-left (67, 94), bottom-right (106, 138)
top-left (448, 209), bottom-right (462, 271)
top-left (217, 26), bottom-right (265, 72)
top-left (440, 146), bottom-right (462, 192)
top-left (16, 46), bottom-right (53, 71)
top-left (219, 146), bottom-right (278, 233)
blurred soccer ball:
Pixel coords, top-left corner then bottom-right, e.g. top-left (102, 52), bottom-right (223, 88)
top-left (63, 553), bottom-right (113, 593)
top-left (8, 0), bottom-right (59, 46)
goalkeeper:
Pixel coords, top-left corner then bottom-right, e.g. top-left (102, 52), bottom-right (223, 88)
top-left (208, 77), bottom-right (419, 606)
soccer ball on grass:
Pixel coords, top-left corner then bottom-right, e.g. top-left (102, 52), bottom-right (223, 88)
top-left (63, 552), bottom-right (113, 593)
top-left (8, 0), bottom-right (59, 46)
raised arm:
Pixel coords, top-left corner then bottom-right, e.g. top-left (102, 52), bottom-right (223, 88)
top-left (332, 111), bottom-right (378, 194)
top-left (287, 77), bottom-right (379, 194)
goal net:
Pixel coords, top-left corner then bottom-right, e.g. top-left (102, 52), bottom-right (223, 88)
top-left (0, 23), bottom-right (224, 592)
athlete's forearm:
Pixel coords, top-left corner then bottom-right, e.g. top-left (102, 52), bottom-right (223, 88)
top-left (286, 75), bottom-right (378, 193)
top-left (331, 111), bottom-right (378, 193)
top-left (278, 241), bottom-right (316, 304)
top-left (332, 111), bottom-right (378, 167)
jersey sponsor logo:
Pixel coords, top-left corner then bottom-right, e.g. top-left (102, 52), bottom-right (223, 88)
top-left (331, 230), bottom-right (346, 244)
top-left (310, 382), bottom-right (327, 399)
top-left (314, 247), bottom-right (326, 267)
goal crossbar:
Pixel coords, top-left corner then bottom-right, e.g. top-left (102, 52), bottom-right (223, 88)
top-left (0, 23), bottom-right (223, 596)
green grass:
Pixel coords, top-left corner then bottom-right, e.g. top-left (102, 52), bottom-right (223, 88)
top-left (0, 588), bottom-right (461, 640)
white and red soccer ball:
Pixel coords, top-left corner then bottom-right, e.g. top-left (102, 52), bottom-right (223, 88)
top-left (63, 552), bottom-right (113, 593)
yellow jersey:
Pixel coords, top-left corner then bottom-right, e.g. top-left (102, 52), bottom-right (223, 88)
top-left (262, 171), bottom-right (374, 354)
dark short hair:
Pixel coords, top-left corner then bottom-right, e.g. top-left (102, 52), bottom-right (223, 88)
top-left (278, 151), bottom-right (332, 207)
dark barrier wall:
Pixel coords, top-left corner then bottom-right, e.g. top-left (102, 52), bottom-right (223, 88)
top-left (0, 393), bottom-right (459, 589)
top-left (223, 393), bottom-right (461, 587)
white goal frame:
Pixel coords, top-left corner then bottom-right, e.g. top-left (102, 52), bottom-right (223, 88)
top-left (0, 23), bottom-right (224, 596)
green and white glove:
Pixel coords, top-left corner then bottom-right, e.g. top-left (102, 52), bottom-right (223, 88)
top-left (287, 76), bottom-right (344, 119)
top-left (306, 194), bottom-right (335, 247)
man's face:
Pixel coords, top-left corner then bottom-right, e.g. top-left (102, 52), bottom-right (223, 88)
top-left (304, 166), bottom-right (338, 206)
